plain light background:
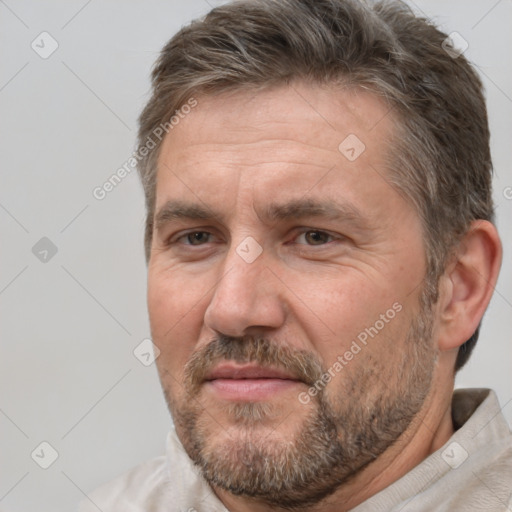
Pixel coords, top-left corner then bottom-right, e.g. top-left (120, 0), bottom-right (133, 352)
top-left (0, 1), bottom-right (510, 511)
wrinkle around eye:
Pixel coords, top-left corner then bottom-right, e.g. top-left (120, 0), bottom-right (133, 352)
top-left (289, 227), bottom-right (349, 247)
top-left (176, 231), bottom-right (215, 246)
top-left (160, 230), bottom-right (225, 263)
top-left (163, 227), bottom-right (224, 248)
top-left (294, 230), bottom-right (337, 246)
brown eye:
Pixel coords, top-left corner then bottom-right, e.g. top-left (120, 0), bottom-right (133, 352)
top-left (184, 232), bottom-right (211, 245)
top-left (297, 230), bottom-right (333, 245)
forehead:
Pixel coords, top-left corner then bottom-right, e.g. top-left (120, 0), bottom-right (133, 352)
top-left (155, 82), bottom-right (398, 216)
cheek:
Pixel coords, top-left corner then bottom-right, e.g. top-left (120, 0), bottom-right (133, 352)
top-left (148, 265), bottom-right (207, 328)
top-left (286, 268), bottom-right (405, 363)
top-left (147, 266), bottom-right (210, 374)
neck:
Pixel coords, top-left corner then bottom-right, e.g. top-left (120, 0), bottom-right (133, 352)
top-left (214, 378), bottom-right (455, 512)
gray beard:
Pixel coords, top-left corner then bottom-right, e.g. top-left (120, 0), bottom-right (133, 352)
top-left (164, 307), bottom-right (436, 509)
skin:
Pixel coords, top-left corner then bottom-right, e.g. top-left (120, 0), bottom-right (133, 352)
top-left (147, 82), bottom-right (502, 511)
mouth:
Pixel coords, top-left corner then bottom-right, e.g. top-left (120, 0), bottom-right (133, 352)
top-left (204, 363), bottom-right (304, 401)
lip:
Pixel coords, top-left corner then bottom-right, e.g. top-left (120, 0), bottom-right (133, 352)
top-left (204, 363), bottom-right (302, 401)
top-left (205, 363), bottom-right (299, 381)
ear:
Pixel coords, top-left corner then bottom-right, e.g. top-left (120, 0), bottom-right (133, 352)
top-left (437, 220), bottom-right (502, 352)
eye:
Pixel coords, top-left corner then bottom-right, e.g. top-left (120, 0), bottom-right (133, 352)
top-left (177, 231), bottom-right (213, 245)
top-left (295, 230), bottom-right (335, 245)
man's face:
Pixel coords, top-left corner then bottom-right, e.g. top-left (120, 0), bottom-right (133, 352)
top-left (148, 83), bottom-right (437, 507)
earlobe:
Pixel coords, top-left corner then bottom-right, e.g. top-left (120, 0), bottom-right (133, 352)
top-left (437, 220), bottom-right (502, 352)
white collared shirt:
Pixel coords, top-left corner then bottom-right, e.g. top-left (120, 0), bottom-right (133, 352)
top-left (79, 389), bottom-right (512, 511)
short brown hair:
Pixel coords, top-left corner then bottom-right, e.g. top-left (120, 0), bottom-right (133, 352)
top-left (137, 0), bottom-right (494, 371)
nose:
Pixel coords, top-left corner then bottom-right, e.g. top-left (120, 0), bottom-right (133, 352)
top-left (203, 244), bottom-right (287, 338)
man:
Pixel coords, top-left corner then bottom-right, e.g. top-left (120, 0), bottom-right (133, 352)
top-left (80, 0), bottom-right (511, 510)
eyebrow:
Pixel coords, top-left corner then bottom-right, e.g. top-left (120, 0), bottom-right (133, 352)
top-left (155, 201), bottom-right (219, 230)
top-left (154, 198), bottom-right (370, 231)
top-left (264, 198), bottom-right (367, 226)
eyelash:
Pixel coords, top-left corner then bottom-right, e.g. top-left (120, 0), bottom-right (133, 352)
top-left (175, 231), bottom-right (217, 246)
top-left (294, 230), bottom-right (337, 246)
top-left (170, 229), bottom-right (340, 247)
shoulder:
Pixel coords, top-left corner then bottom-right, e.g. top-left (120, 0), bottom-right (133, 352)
top-left (455, 441), bottom-right (512, 511)
top-left (414, 389), bottom-right (512, 511)
top-left (78, 455), bottom-right (170, 512)
top-left (77, 428), bottom-right (229, 512)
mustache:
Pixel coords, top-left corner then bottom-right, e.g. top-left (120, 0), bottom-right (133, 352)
top-left (184, 336), bottom-right (325, 394)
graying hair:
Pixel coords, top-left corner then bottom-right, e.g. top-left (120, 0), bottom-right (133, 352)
top-left (137, 0), bottom-right (494, 371)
